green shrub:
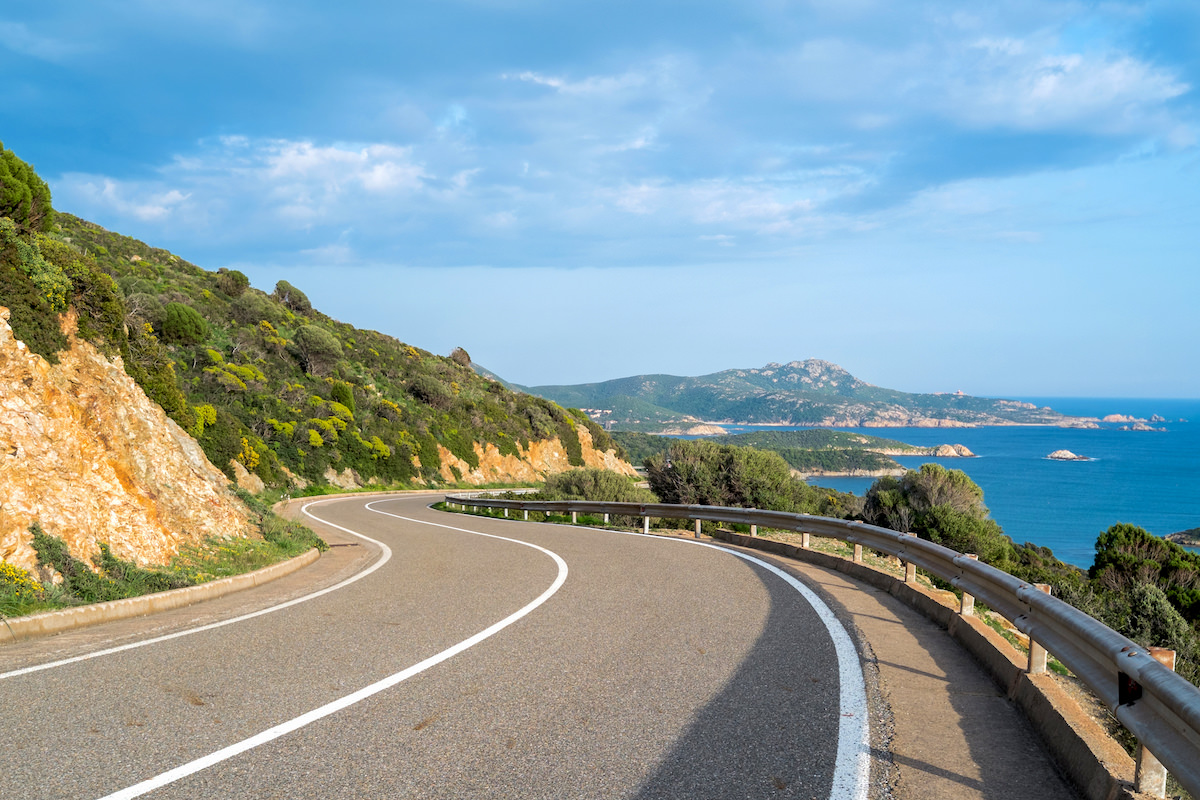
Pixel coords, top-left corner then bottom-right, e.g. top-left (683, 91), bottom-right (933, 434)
top-left (215, 268), bottom-right (250, 297)
top-left (273, 280), bottom-right (312, 314)
top-left (125, 323), bottom-right (196, 431)
top-left (0, 258), bottom-right (67, 362)
top-left (538, 468), bottom-right (657, 503)
top-left (0, 141), bottom-right (54, 233)
top-left (162, 302), bottom-right (209, 345)
top-left (1, 216), bottom-right (70, 312)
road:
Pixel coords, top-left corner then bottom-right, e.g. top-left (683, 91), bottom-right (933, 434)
top-left (0, 494), bottom-right (870, 799)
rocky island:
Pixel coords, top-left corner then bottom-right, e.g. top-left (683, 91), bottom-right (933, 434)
top-left (1047, 450), bottom-right (1090, 461)
top-left (1167, 529), bottom-right (1200, 548)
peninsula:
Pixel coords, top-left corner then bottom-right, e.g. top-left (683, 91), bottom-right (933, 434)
top-left (520, 360), bottom-right (1097, 432)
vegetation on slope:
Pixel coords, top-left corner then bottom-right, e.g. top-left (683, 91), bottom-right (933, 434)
top-left (528, 360), bottom-right (1085, 428)
top-left (2, 200), bottom-right (620, 491)
top-left (614, 429), bottom-right (920, 475)
top-left (643, 439), bottom-right (860, 519)
top-left (860, 465), bottom-right (1200, 685)
top-left (0, 510), bottom-right (325, 617)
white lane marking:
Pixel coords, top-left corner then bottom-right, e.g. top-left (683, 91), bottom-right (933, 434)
top-left (96, 504), bottom-right (569, 800)
top-left (702, 543), bottom-right (871, 800)
top-left (0, 499), bottom-right (389, 681)
top-left (454, 514), bottom-right (872, 800)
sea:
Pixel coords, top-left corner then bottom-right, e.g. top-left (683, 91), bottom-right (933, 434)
top-left (706, 398), bottom-right (1200, 568)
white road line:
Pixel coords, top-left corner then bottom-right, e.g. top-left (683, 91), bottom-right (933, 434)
top-left (95, 503), bottom-right (569, 800)
top-left (0, 498), bottom-right (388, 681)
top-left (699, 542), bottom-right (871, 800)
top-left (455, 514), bottom-right (872, 800)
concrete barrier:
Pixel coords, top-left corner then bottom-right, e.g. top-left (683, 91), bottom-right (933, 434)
top-left (1, 547), bottom-right (321, 645)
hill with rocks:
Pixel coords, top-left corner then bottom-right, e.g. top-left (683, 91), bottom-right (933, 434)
top-left (0, 141), bottom-right (632, 569)
top-left (525, 359), bottom-right (1094, 431)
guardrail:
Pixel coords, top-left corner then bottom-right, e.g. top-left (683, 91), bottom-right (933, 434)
top-left (444, 494), bottom-right (1200, 799)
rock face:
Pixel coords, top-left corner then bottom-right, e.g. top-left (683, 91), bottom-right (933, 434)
top-left (930, 444), bottom-right (976, 457)
top-left (436, 423), bottom-right (637, 485)
top-left (660, 424), bottom-right (729, 436)
top-left (1047, 450), bottom-right (1089, 461)
top-left (0, 307), bottom-right (254, 573)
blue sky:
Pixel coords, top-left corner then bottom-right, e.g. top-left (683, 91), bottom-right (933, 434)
top-left (3, 0), bottom-right (1198, 396)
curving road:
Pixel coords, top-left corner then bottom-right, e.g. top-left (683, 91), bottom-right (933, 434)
top-left (0, 494), bottom-right (870, 799)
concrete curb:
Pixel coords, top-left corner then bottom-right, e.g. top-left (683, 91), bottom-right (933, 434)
top-left (1, 489), bottom-right (449, 644)
top-left (1, 547), bottom-right (321, 645)
top-left (272, 488), bottom-right (448, 517)
top-left (713, 530), bottom-right (1142, 800)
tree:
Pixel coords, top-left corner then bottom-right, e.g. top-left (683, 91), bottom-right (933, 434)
top-left (645, 439), bottom-right (821, 513)
top-left (863, 465), bottom-right (1013, 566)
top-left (0, 141), bottom-right (54, 233)
top-left (273, 280), bottom-right (312, 315)
top-left (215, 269), bottom-right (250, 298)
top-left (330, 381), bottom-right (356, 414)
top-left (293, 324), bottom-right (343, 375)
top-left (539, 468), bottom-right (657, 503)
top-left (161, 302), bottom-right (209, 345)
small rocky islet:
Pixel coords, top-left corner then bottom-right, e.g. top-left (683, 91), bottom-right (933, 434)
top-left (1046, 449), bottom-right (1091, 461)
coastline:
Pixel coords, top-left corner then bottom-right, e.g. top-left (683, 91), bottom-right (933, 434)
top-left (792, 468), bottom-right (905, 479)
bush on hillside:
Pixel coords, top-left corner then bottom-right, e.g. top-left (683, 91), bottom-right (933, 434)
top-left (645, 438), bottom-right (827, 514)
top-left (0, 141), bottom-right (54, 233)
top-left (537, 468), bottom-right (656, 504)
top-left (161, 302), bottom-right (209, 345)
top-left (274, 280), bottom-right (311, 314)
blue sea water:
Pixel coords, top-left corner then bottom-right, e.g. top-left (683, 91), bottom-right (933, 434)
top-left (714, 398), bottom-right (1200, 568)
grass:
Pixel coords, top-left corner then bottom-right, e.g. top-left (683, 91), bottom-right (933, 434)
top-left (0, 504), bottom-right (326, 619)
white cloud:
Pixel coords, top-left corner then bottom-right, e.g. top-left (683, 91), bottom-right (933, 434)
top-left (944, 46), bottom-right (1190, 134)
top-left (62, 178), bottom-right (192, 222)
top-left (504, 69), bottom-right (648, 96)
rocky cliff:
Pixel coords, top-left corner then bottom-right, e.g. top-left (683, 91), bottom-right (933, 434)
top-left (434, 422), bottom-right (637, 485)
top-left (0, 306), bottom-right (255, 574)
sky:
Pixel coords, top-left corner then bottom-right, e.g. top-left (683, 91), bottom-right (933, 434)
top-left (2, 0), bottom-right (1198, 397)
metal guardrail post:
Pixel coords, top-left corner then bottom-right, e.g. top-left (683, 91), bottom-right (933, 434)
top-left (643, 516), bottom-right (650, 534)
top-left (801, 531), bottom-right (810, 548)
top-left (853, 543), bottom-right (863, 563)
top-left (571, 511), bottom-right (577, 524)
top-left (1028, 584), bottom-right (1052, 674)
top-left (1137, 648), bottom-right (1177, 797)
top-left (961, 555), bottom-right (978, 616)
top-left (695, 520), bottom-right (702, 538)
top-left (504, 508), bottom-right (508, 517)
top-left (604, 513), bottom-right (609, 523)
top-left (524, 510), bottom-right (528, 520)
top-left (749, 524), bottom-right (757, 536)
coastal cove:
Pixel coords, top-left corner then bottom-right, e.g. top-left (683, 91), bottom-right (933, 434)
top-left (704, 398), bottom-right (1200, 568)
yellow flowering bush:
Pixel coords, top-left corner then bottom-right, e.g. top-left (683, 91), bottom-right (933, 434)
top-left (0, 560), bottom-right (47, 616)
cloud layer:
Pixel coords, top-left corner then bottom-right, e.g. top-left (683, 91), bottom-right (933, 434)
top-left (5, 0), bottom-right (1198, 391)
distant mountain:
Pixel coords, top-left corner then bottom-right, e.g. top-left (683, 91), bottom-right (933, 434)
top-left (523, 359), bottom-right (1095, 430)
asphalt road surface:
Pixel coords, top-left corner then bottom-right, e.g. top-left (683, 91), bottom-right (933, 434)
top-left (0, 494), bottom-right (871, 799)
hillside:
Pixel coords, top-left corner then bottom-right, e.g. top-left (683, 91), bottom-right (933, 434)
top-left (526, 360), bottom-right (1095, 430)
top-left (43, 213), bottom-right (632, 491)
top-left (0, 305), bottom-right (256, 573)
top-left (1, 139), bottom-right (632, 503)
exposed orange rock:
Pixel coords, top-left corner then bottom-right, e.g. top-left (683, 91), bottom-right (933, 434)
top-left (436, 422), bottom-right (637, 485)
top-left (0, 306), bottom-right (254, 573)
